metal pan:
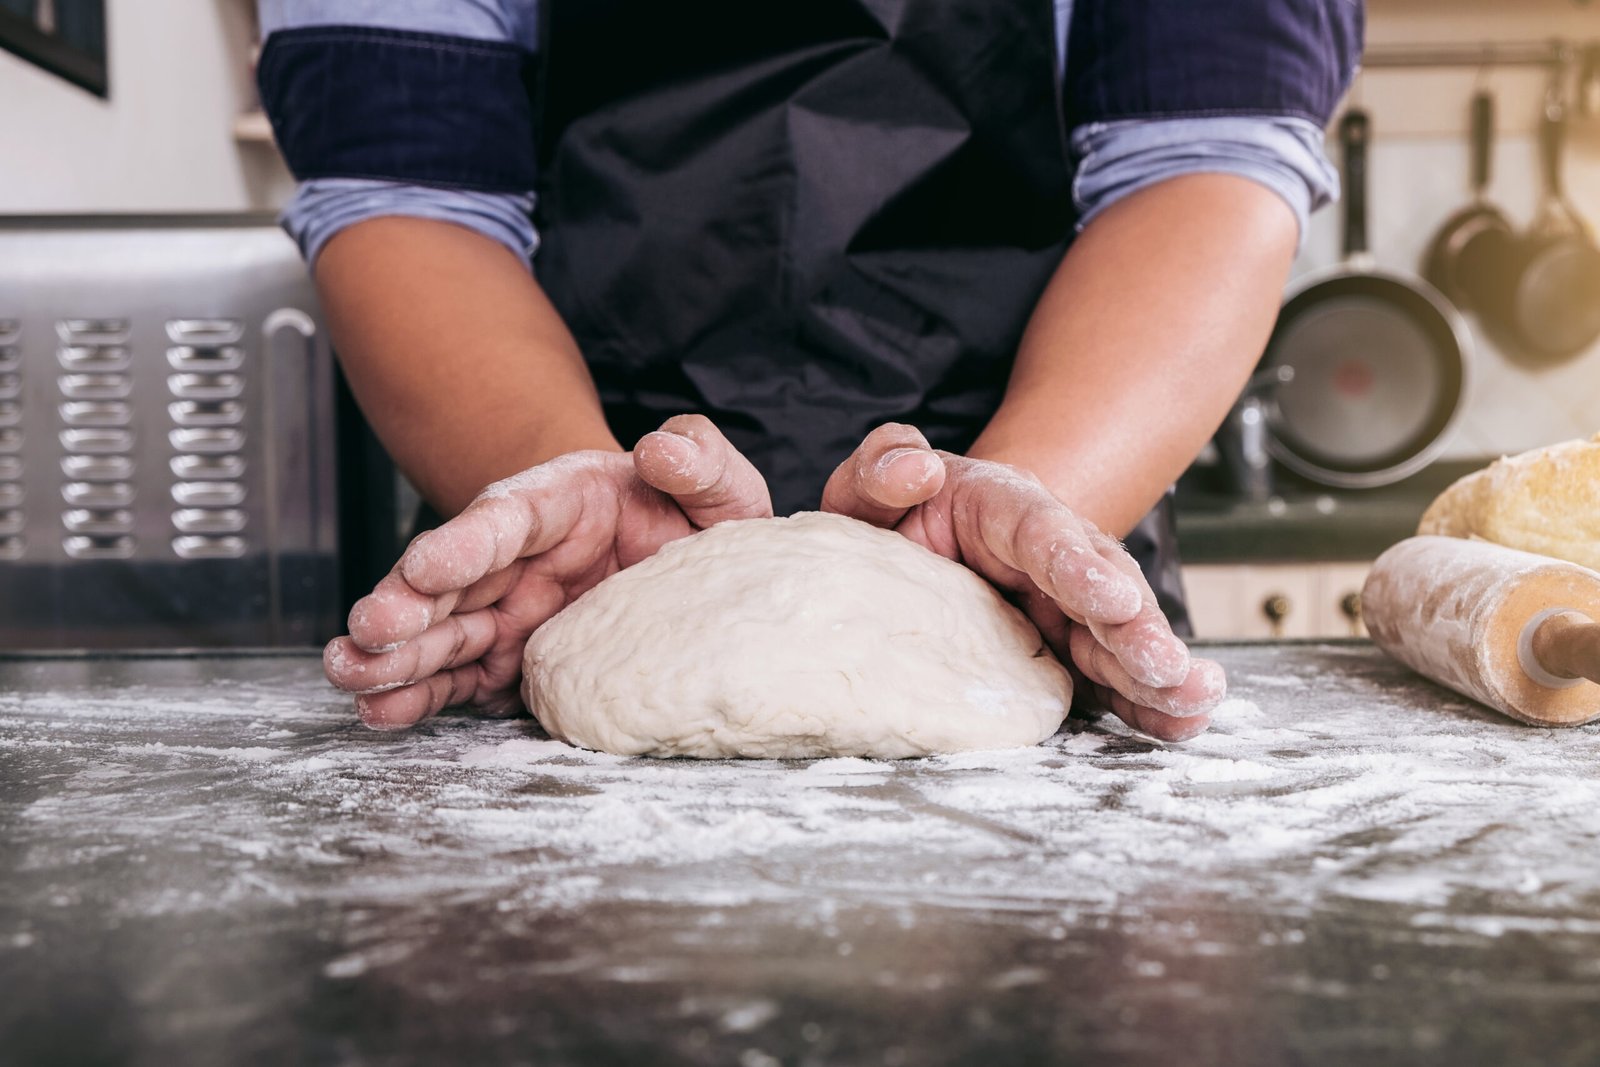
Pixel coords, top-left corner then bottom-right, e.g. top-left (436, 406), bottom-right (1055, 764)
top-left (1259, 109), bottom-right (1472, 490)
top-left (1477, 76), bottom-right (1600, 363)
top-left (1423, 89), bottom-right (1517, 310)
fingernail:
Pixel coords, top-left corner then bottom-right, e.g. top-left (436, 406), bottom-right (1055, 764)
top-left (874, 447), bottom-right (923, 473)
top-left (639, 430), bottom-right (704, 482)
top-left (363, 719), bottom-right (411, 733)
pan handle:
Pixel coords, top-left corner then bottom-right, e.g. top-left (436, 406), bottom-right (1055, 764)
top-left (1470, 90), bottom-right (1494, 195)
top-left (1539, 80), bottom-right (1565, 203)
top-left (1341, 109), bottom-right (1371, 259)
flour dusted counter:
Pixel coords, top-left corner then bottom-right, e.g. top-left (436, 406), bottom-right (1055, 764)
top-left (3, 645), bottom-right (1600, 1066)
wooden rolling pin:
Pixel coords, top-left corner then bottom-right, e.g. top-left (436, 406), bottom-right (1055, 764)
top-left (1362, 536), bottom-right (1600, 727)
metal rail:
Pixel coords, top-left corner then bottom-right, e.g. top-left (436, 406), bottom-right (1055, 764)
top-left (1362, 40), bottom-right (1574, 71)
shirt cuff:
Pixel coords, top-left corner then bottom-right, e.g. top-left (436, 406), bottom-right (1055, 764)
top-left (1070, 116), bottom-right (1339, 251)
top-left (280, 178), bottom-right (539, 269)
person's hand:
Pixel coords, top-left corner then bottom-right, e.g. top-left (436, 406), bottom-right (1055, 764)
top-left (323, 415), bottom-right (771, 729)
top-left (821, 424), bottom-right (1224, 741)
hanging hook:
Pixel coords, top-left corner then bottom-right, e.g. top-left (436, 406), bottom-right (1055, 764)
top-left (1545, 40), bottom-right (1571, 119)
top-left (1473, 43), bottom-right (1495, 91)
top-left (1347, 63), bottom-right (1366, 110)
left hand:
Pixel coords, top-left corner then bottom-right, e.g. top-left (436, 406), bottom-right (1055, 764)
top-left (821, 424), bottom-right (1224, 741)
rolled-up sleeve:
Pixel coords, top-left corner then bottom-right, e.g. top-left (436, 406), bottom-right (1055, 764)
top-left (1070, 116), bottom-right (1339, 247)
top-left (280, 179), bottom-right (538, 268)
top-left (257, 1), bottom-right (541, 267)
top-left (1058, 0), bottom-right (1360, 247)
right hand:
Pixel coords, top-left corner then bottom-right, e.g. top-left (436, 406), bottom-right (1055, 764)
top-left (324, 415), bottom-right (772, 729)
top-left (822, 424), bottom-right (1224, 741)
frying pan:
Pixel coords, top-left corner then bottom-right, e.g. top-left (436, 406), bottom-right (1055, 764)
top-left (1423, 89), bottom-right (1517, 312)
top-left (1474, 77), bottom-right (1600, 363)
top-left (1258, 109), bottom-right (1472, 490)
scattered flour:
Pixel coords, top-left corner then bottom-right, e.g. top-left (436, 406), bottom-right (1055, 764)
top-left (4, 643), bottom-right (1600, 950)
top-left (1180, 757), bottom-right (1277, 783)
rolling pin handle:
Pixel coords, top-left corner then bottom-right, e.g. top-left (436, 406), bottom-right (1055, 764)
top-left (1521, 610), bottom-right (1600, 690)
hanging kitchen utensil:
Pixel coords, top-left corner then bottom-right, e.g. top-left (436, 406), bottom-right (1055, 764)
top-left (1572, 42), bottom-right (1600, 147)
top-left (1477, 65), bottom-right (1600, 363)
top-left (1257, 109), bottom-right (1472, 490)
top-left (1423, 88), bottom-right (1517, 311)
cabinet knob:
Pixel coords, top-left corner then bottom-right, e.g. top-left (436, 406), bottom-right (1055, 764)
top-left (1340, 590), bottom-right (1363, 635)
top-left (1262, 593), bottom-right (1291, 638)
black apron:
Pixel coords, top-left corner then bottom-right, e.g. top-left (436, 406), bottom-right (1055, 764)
top-left (529, 0), bottom-right (1190, 631)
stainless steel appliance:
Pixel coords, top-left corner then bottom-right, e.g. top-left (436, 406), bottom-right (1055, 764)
top-left (0, 214), bottom-right (344, 648)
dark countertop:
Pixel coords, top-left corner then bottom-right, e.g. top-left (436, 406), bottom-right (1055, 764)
top-left (4, 643), bottom-right (1600, 1066)
top-left (1174, 461), bottom-right (1485, 563)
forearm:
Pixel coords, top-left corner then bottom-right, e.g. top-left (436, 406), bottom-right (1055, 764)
top-left (969, 173), bottom-right (1297, 537)
top-left (315, 217), bottom-right (620, 517)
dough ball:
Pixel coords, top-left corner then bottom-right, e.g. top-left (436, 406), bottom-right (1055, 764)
top-left (521, 512), bottom-right (1073, 759)
top-left (1418, 433), bottom-right (1600, 571)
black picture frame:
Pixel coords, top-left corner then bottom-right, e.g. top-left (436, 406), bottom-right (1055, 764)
top-left (0, 0), bottom-right (108, 98)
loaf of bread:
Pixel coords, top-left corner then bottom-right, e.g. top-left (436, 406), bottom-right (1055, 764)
top-left (1418, 433), bottom-right (1600, 571)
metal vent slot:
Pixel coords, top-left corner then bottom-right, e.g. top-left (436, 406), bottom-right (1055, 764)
top-left (172, 481), bottom-right (246, 508)
top-left (166, 319), bottom-right (243, 345)
top-left (58, 346), bottom-right (131, 372)
top-left (172, 508), bottom-right (246, 535)
top-left (60, 401), bottom-right (131, 427)
top-left (167, 322), bottom-right (249, 556)
top-left (58, 319), bottom-right (130, 344)
top-left (167, 373), bottom-right (244, 400)
top-left (168, 427), bottom-right (244, 454)
top-left (172, 535), bottom-right (246, 560)
top-left (59, 374), bottom-right (132, 400)
top-left (63, 534), bottom-right (136, 560)
top-left (63, 481), bottom-right (135, 508)
top-left (61, 455), bottom-right (135, 482)
top-left (167, 346), bottom-right (245, 373)
top-left (170, 454), bottom-right (245, 480)
top-left (167, 400), bottom-right (243, 428)
top-left (0, 326), bottom-right (19, 553)
top-left (63, 508), bottom-right (134, 535)
top-left (59, 428), bottom-right (134, 454)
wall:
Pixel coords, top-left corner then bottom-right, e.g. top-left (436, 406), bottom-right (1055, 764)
top-left (1302, 0), bottom-right (1600, 459)
top-left (0, 0), bottom-right (293, 213)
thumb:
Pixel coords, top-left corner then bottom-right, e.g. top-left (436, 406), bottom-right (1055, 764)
top-left (820, 423), bottom-right (946, 528)
top-left (633, 414), bottom-right (774, 527)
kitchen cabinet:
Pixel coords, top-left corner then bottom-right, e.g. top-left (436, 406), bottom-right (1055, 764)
top-left (1183, 562), bottom-right (1369, 639)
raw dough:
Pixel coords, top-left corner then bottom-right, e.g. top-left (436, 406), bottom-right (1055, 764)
top-left (1418, 433), bottom-right (1600, 570)
top-left (521, 512), bottom-right (1073, 759)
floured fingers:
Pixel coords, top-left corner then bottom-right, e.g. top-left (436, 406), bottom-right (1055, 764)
top-left (633, 414), bottom-right (773, 526)
top-left (1068, 624), bottom-right (1225, 738)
